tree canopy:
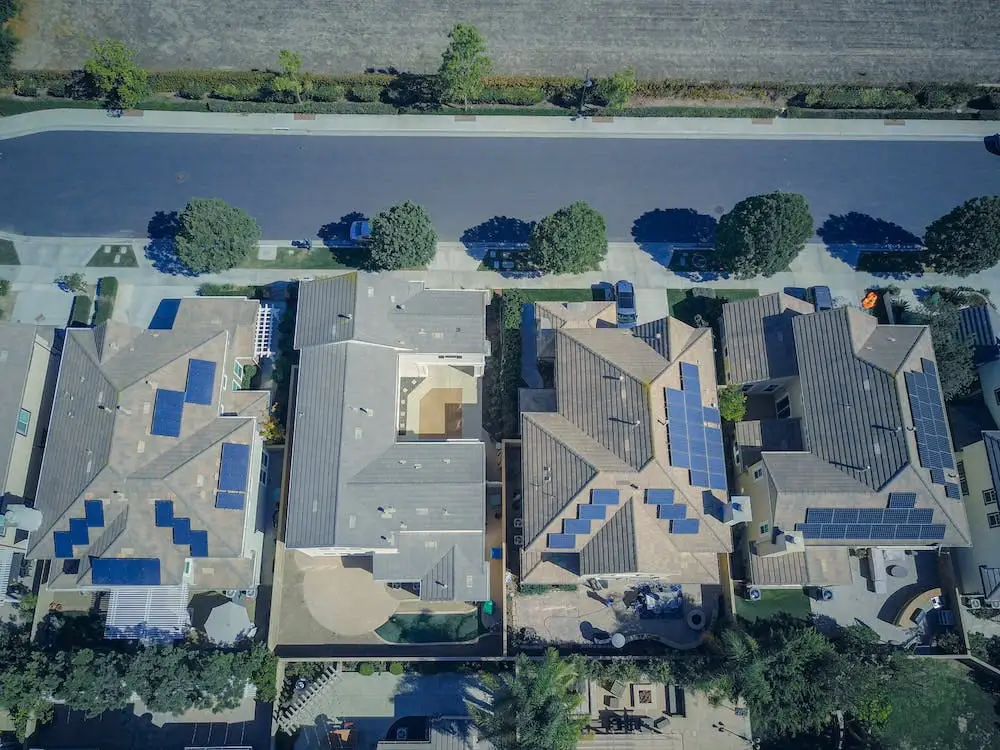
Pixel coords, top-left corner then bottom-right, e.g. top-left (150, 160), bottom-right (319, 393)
top-left (368, 201), bottom-right (437, 270)
top-left (595, 67), bottom-right (637, 110)
top-left (84, 39), bottom-right (148, 109)
top-left (273, 49), bottom-right (304, 102)
top-left (0, 0), bottom-right (20, 85)
top-left (437, 23), bottom-right (492, 108)
top-left (469, 649), bottom-right (587, 750)
top-left (174, 198), bottom-right (261, 274)
top-left (717, 384), bottom-right (747, 422)
top-left (527, 202), bottom-right (608, 274)
top-left (923, 196), bottom-right (1000, 276)
top-left (715, 192), bottom-right (814, 278)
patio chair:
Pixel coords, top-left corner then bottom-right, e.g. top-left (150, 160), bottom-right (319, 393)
top-left (609, 680), bottom-right (627, 698)
top-left (605, 695), bottom-right (620, 709)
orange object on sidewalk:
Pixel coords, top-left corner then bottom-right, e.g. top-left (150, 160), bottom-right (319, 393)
top-left (861, 291), bottom-right (878, 310)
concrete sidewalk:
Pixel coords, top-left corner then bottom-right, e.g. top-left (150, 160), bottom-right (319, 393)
top-left (1, 108), bottom-right (998, 142)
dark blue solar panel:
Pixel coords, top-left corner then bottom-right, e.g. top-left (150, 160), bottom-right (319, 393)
top-left (658, 504), bottom-right (688, 520)
top-left (930, 468), bottom-right (945, 484)
top-left (888, 493), bottom-right (917, 508)
top-left (666, 389), bottom-right (686, 415)
top-left (703, 406), bottom-right (721, 425)
top-left (188, 530), bottom-right (209, 558)
top-left (670, 448), bottom-right (691, 468)
top-left (184, 358), bottom-right (217, 405)
top-left (91, 558), bottom-right (161, 585)
top-left (944, 483), bottom-right (961, 500)
top-left (941, 452), bottom-right (955, 470)
top-left (670, 518), bottom-right (700, 534)
top-left (858, 508), bottom-right (884, 524)
top-left (591, 489), bottom-right (620, 505)
top-left (820, 524), bottom-right (846, 539)
top-left (871, 524), bottom-right (896, 540)
top-left (846, 524), bottom-right (871, 539)
top-left (172, 517), bottom-right (192, 545)
top-left (920, 524), bottom-right (946, 540)
top-left (895, 524), bottom-right (922, 539)
top-left (690, 469), bottom-right (710, 488)
top-left (795, 523), bottom-right (822, 539)
top-left (151, 389), bottom-right (185, 438)
top-left (215, 491), bottom-right (245, 510)
top-left (564, 518), bottom-right (591, 535)
top-left (53, 531), bottom-right (75, 558)
top-left (155, 499), bottom-right (174, 527)
top-left (680, 362), bottom-right (700, 387)
top-left (833, 508), bottom-right (859, 524)
top-left (68, 518), bottom-right (90, 546)
top-left (646, 489), bottom-right (675, 505)
top-left (922, 358), bottom-right (936, 375)
top-left (883, 509), bottom-right (910, 524)
top-left (548, 533), bottom-right (576, 549)
top-left (685, 389), bottom-right (702, 408)
top-left (84, 500), bottom-right (105, 527)
top-left (806, 508), bottom-right (835, 524)
top-left (708, 440), bottom-right (725, 459)
top-left (219, 442), bottom-right (252, 492)
top-left (908, 508), bottom-right (933, 524)
top-left (579, 504), bottom-right (606, 520)
top-left (671, 430), bottom-right (690, 450)
top-left (709, 471), bottom-right (728, 491)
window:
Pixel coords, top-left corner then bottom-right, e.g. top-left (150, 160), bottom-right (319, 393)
top-left (232, 379), bottom-right (239, 392)
top-left (775, 395), bottom-right (791, 420)
top-left (985, 488), bottom-right (997, 506)
top-left (753, 466), bottom-right (764, 481)
top-left (764, 384), bottom-right (778, 393)
top-left (233, 360), bottom-right (244, 379)
top-left (958, 460), bottom-right (969, 496)
top-left (759, 522), bottom-right (770, 536)
top-left (259, 451), bottom-right (269, 485)
top-left (989, 512), bottom-right (1000, 529)
top-left (15, 408), bottom-right (30, 436)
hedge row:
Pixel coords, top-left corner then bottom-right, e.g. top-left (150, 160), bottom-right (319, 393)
top-left (785, 107), bottom-right (1000, 121)
top-left (607, 106), bottom-right (781, 118)
top-left (69, 295), bottom-right (91, 327)
top-left (98, 276), bottom-right (118, 300)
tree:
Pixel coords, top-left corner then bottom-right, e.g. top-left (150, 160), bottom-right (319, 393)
top-left (0, 0), bottom-right (20, 86)
top-left (923, 196), bottom-right (1000, 276)
top-left (596, 67), bottom-right (637, 110)
top-left (56, 272), bottom-right (87, 293)
top-left (527, 202), bottom-right (607, 274)
top-left (715, 192), bottom-right (814, 278)
top-left (56, 649), bottom-right (130, 716)
top-left (368, 201), bottom-right (437, 270)
top-left (469, 649), bottom-right (587, 750)
top-left (717, 384), bottom-right (747, 422)
top-left (174, 197), bottom-right (261, 274)
top-left (437, 23), bottom-right (492, 108)
top-left (274, 49), bottom-right (304, 103)
top-left (84, 39), bottom-right (148, 109)
top-left (916, 293), bottom-right (975, 401)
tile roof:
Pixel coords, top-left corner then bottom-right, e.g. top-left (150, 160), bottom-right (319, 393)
top-left (721, 292), bottom-right (813, 383)
top-left (959, 305), bottom-right (1000, 366)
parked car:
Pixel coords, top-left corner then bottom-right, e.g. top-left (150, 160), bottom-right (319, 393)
top-left (986, 134), bottom-right (1000, 156)
top-left (349, 220), bottom-right (372, 242)
top-left (594, 282), bottom-right (615, 301)
top-left (615, 280), bottom-right (637, 328)
top-left (808, 285), bottom-right (833, 311)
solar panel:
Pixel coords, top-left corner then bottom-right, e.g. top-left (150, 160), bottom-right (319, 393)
top-left (708, 456), bottom-right (726, 474)
top-left (920, 524), bottom-right (946, 540)
top-left (578, 504), bottom-right (606, 520)
top-left (922, 358), bottom-right (936, 375)
top-left (883, 509), bottom-right (910, 524)
top-left (172, 517), bottom-right (192, 545)
top-left (670, 518), bottom-right (700, 534)
top-left (657, 504), bottom-right (688, 520)
top-left (91, 558), bottom-right (161, 586)
top-left (680, 362), bottom-right (700, 388)
top-left (871, 524), bottom-right (896, 540)
top-left (895, 524), bottom-right (922, 539)
top-left (564, 518), bottom-right (591, 535)
top-left (820, 524), bottom-right (846, 539)
top-left (944, 483), bottom-right (961, 500)
top-left (941, 452), bottom-right (955, 470)
top-left (548, 533), bottom-right (576, 549)
top-left (832, 508), bottom-right (859, 524)
top-left (188, 530), bottom-right (209, 558)
top-left (846, 524), bottom-right (872, 539)
top-left (930, 468), bottom-right (945, 484)
top-left (215, 491), bottom-right (245, 510)
top-left (155, 499), bottom-right (174, 528)
top-left (806, 508), bottom-right (835, 524)
top-left (68, 518), bottom-right (90, 546)
top-left (184, 358), bottom-right (217, 406)
top-left (670, 448), bottom-right (691, 467)
top-left (666, 389), bottom-right (686, 415)
top-left (151, 389), bottom-right (185, 438)
top-left (53, 530), bottom-right (74, 558)
top-left (888, 492), bottom-right (917, 508)
top-left (689, 469), bottom-right (710, 488)
top-left (646, 489), bottom-right (675, 505)
top-left (858, 508), bottom-right (884, 524)
top-left (908, 508), bottom-right (933, 524)
top-left (795, 523), bottom-right (822, 539)
top-left (84, 500), bottom-right (105, 527)
top-left (591, 489), bottom-right (620, 505)
top-left (709, 471), bottom-right (728, 491)
top-left (703, 406), bottom-right (721, 425)
top-left (219, 442), bottom-right (252, 493)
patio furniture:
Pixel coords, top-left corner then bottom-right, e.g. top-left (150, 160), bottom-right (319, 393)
top-left (653, 716), bottom-right (670, 730)
top-left (887, 564), bottom-right (909, 578)
top-left (605, 696), bottom-right (620, 709)
top-left (609, 680), bottom-right (627, 698)
top-left (895, 587), bottom-right (942, 627)
top-left (666, 684), bottom-right (686, 717)
top-left (204, 600), bottom-right (253, 645)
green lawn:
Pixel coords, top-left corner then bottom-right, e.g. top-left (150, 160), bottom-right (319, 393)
top-left (499, 288), bottom-right (599, 303)
top-left (86, 244), bottom-right (138, 268)
top-left (0, 239), bottom-right (20, 266)
top-left (667, 287), bottom-right (759, 327)
top-left (735, 589), bottom-right (812, 622)
top-left (240, 245), bottom-right (360, 270)
top-left (375, 611), bottom-right (485, 644)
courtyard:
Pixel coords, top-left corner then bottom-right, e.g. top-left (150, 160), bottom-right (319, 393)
top-left (398, 364), bottom-right (481, 441)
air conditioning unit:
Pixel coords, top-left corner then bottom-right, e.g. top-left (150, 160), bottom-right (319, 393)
top-left (513, 518), bottom-right (523, 528)
top-left (967, 598), bottom-right (982, 610)
top-left (513, 535), bottom-right (524, 547)
top-left (989, 600), bottom-right (1000, 609)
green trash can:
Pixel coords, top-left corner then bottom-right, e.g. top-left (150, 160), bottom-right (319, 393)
top-left (483, 600), bottom-right (495, 616)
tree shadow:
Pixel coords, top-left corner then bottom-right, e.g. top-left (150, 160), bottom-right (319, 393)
top-left (631, 208), bottom-right (718, 268)
top-left (318, 211), bottom-right (373, 269)
top-left (144, 210), bottom-right (196, 277)
top-left (856, 250), bottom-right (926, 280)
top-left (460, 216), bottom-right (535, 261)
top-left (817, 211), bottom-right (923, 268)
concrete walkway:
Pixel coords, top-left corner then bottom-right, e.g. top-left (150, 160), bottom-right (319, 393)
top-left (1, 108), bottom-right (999, 142)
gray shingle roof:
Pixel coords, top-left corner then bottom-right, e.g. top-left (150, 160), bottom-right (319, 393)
top-left (734, 418), bottom-right (804, 468)
top-left (633, 317), bottom-right (670, 359)
top-left (983, 431), bottom-right (1000, 492)
top-left (959, 305), bottom-right (1000, 366)
top-left (579, 500), bottom-right (637, 575)
top-left (722, 293), bottom-right (813, 384)
top-left (377, 719), bottom-right (492, 750)
top-left (287, 274), bottom-right (489, 602)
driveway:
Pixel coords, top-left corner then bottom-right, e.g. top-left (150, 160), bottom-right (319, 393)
top-left (11, 286), bottom-right (71, 325)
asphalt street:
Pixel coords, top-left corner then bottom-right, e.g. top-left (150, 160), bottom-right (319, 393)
top-left (2, 132), bottom-right (999, 242)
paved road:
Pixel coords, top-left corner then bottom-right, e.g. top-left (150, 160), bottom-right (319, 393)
top-left (2, 131), bottom-right (999, 241)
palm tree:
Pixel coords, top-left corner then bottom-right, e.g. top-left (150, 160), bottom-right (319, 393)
top-left (469, 649), bottom-right (588, 750)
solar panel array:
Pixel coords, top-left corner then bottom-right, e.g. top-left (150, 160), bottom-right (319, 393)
top-left (184, 358), bottom-right (217, 406)
top-left (151, 389), bottom-right (185, 437)
top-left (644, 488), bottom-right (695, 525)
top-left (798, 503), bottom-right (945, 541)
top-left (154, 499), bottom-right (210, 557)
top-left (216, 442), bottom-right (252, 509)
top-left (91, 558), bottom-right (161, 586)
top-left (905, 358), bottom-right (960, 499)
top-left (547, 488), bottom-right (620, 550)
top-left (53, 499), bottom-right (107, 558)
top-left (665, 362), bottom-right (727, 491)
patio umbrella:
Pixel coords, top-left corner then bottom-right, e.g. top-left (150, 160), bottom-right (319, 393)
top-left (204, 600), bottom-right (253, 644)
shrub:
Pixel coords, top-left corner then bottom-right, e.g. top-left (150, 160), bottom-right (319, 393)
top-left (205, 99), bottom-right (395, 115)
top-left (92, 297), bottom-right (114, 325)
top-left (70, 295), bottom-right (92, 327)
top-left (46, 79), bottom-right (70, 98)
top-left (0, 279), bottom-right (9, 296)
top-left (310, 84), bottom-right (345, 102)
top-left (388, 662), bottom-right (405, 676)
top-left (348, 84), bottom-right (384, 102)
top-left (197, 283), bottom-right (260, 297)
top-left (14, 81), bottom-right (37, 97)
top-left (97, 276), bottom-right (118, 300)
top-left (210, 83), bottom-right (259, 101)
top-left (470, 85), bottom-right (545, 105)
top-left (178, 81), bottom-right (210, 100)
top-left (358, 663), bottom-right (374, 676)
top-left (803, 86), bottom-right (918, 110)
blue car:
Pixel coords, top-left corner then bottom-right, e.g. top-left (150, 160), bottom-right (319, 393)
top-left (615, 280), bottom-right (637, 328)
top-left (349, 220), bottom-right (372, 243)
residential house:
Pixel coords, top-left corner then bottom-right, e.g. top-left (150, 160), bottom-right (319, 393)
top-left (285, 273), bottom-right (491, 603)
top-left (0, 323), bottom-right (60, 600)
top-left (721, 295), bottom-right (971, 587)
top-left (517, 301), bottom-right (733, 587)
top-left (27, 298), bottom-right (271, 639)
top-left (958, 304), bottom-right (1000, 427)
top-left (953, 431), bottom-right (1000, 605)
